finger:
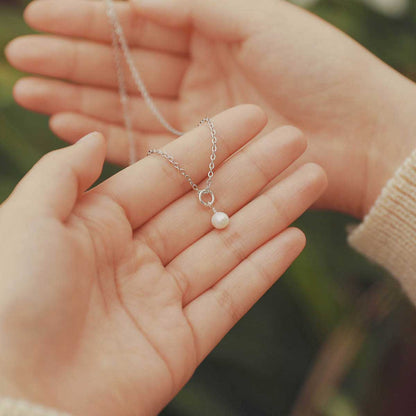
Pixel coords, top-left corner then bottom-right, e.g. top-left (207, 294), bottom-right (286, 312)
top-left (167, 163), bottom-right (327, 305)
top-left (94, 105), bottom-right (268, 229)
top-left (5, 35), bottom-right (188, 97)
top-left (135, 126), bottom-right (307, 264)
top-left (24, 0), bottom-right (189, 55)
top-left (185, 227), bottom-right (306, 363)
top-left (6, 132), bottom-right (106, 220)
top-left (132, 0), bottom-right (277, 41)
top-left (14, 77), bottom-right (180, 133)
top-left (49, 112), bottom-right (172, 166)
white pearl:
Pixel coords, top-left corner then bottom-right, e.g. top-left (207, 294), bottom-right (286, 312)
top-left (211, 212), bottom-right (230, 230)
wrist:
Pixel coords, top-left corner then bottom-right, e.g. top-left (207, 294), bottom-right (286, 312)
top-left (361, 67), bottom-right (416, 217)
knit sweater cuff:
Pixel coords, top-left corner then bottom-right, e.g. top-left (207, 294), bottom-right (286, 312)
top-left (0, 398), bottom-right (70, 416)
top-left (348, 150), bottom-right (416, 304)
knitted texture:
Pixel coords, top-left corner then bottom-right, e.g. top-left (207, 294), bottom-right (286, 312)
top-left (0, 399), bottom-right (70, 416)
top-left (349, 150), bottom-right (416, 305)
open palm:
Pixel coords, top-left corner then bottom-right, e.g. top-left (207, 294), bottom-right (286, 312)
top-left (7, 0), bottom-right (414, 218)
top-left (0, 106), bottom-right (326, 416)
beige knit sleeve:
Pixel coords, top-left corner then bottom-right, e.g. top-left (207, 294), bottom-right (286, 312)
top-left (348, 150), bottom-right (416, 304)
top-left (0, 398), bottom-right (70, 416)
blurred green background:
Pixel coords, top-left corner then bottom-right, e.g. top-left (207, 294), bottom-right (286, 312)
top-left (1, 0), bottom-right (416, 415)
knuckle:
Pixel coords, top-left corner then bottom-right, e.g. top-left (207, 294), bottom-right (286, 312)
top-left (158, 159), bottom-right (187, 190)
top-left (218, 228), bottom-right (248, 264)
top-left (213, 286), bottom-right (241, 323)
top-left (66, 42), bottom-right (80, 80)
top-left (138, 221), bottom-right (170, 265)
top-left (249, 258), bottom-right (274, 286)
top-left (244, 148), bottom-right (273, 184)
top-left (264, 193), bottom-right (290, 226)
top-left (37, 150), bottom-right (80, 194)
top-left (130, 16), bottom-right (150, 47)
top-left (78, 86), bottom-right (89, 114)
top-left (86, 3), bottom-right (99, 38)
top-left (168, 264), bottom-right (190, 300)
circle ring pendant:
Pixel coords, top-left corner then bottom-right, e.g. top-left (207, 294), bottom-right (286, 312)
top-left (198, 189), bottom-right (215, 208)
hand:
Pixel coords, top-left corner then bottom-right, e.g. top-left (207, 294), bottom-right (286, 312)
top-left (6, 0), bottom-right (414, 218)
top-left (0, 106), bottom-right (327, 416)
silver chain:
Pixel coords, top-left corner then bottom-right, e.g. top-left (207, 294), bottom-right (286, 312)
top-left (105, 0), bottom-right (227, 224)
top-left (147, 118), bottom-right (218, 193)
top-left (105, 0), bottom-right (218, 193)
top-left (107, 3), bottom-right (137, 165)
top-left (105, 0), bottom-right (184, 152)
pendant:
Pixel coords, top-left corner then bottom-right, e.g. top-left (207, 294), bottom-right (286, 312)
top-left (198, 189), bottom-right (230, 230)
top-left (211, 211), bottom-right (230, 230)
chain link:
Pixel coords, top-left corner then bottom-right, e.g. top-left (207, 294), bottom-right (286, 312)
top-left (147, 118), bottom-right (219, 193)
top-left (105, 0), bottom-right (228, 226)
top-left (107, 4), bottom-right (137, 165)
top-left (105, 0), bottom-right (183, 164)
top-left (106, 0), bottom-right (219, 208)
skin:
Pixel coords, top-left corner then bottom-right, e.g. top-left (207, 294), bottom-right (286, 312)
top-left (0, 106), bottom-right (327, 415)
top-left (5, 0), bottom-right (416, 218)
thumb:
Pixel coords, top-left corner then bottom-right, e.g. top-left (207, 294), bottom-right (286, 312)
top-left (131, 0), bottom-right (278, 41)
top-left (6, 132), bottom-right (106, 221)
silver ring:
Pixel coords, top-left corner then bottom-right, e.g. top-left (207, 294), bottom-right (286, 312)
top-left (198, 189), bottom-right (215, 207)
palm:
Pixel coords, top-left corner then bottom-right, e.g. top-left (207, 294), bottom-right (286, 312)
top-left (0, 180), bottom-right (195, 416)
top-left (0, 108), bottom-right (326, 415)
top-left (41, 197), bottom-right (195, 416)
top-left (174, 18), bottom-right (394, 217)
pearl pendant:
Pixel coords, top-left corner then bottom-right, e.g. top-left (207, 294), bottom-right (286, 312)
top-left (211, 211), bottom-right (230, 230)
top-left (198, 189), bottom-right (229, 230)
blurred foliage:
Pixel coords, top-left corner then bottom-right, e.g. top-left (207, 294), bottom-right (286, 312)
top-left (0, 0), bottom-right (416, 415)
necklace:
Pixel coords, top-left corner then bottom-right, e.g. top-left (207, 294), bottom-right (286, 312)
top-left (148, 118), bottom-right (230, 229)
top-left (105, 0), bottom-right (230, 229)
